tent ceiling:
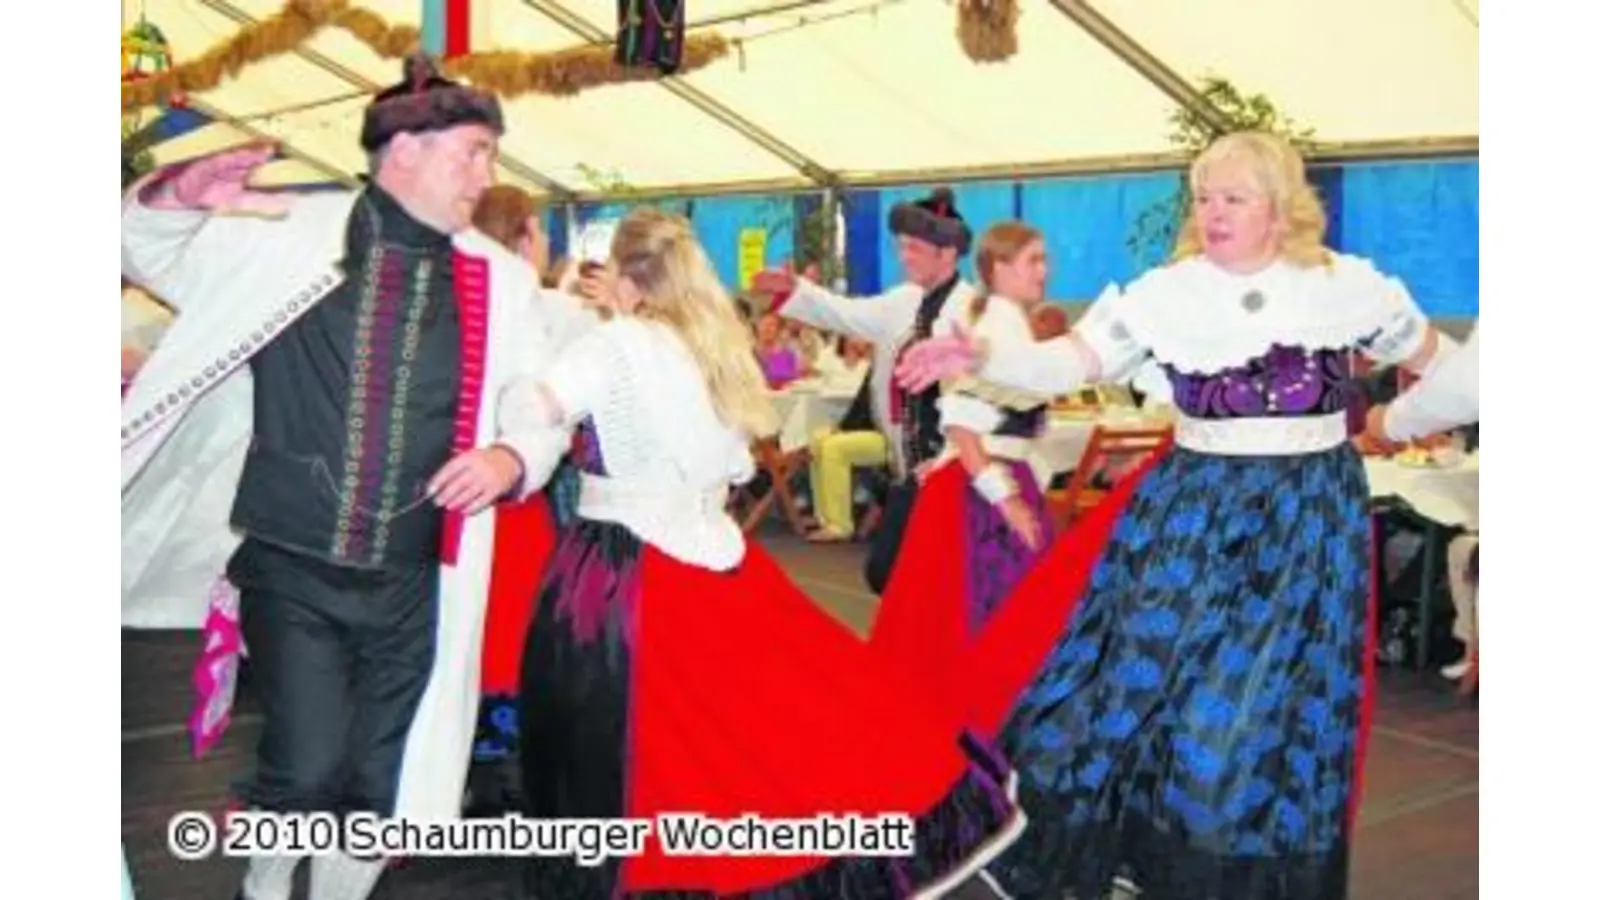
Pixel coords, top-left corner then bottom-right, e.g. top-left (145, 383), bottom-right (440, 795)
top-left (125, 0), bottom-right (1478, 198)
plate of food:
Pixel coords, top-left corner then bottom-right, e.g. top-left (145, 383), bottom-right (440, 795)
top-left (1393, 445), bottom-right (1465, 469)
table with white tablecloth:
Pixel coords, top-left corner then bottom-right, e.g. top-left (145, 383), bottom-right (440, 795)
top-left (1365, 452), bottom-right (1479, 669)
top-left (770, 380), bottom-right (860, 452)
top-left (1365, 454), bottom-right (1479, 530)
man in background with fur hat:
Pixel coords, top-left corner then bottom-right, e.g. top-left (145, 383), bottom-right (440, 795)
top-left (121, 55), bottom-right (572, 900)
top-left (755, 187), bottom-right (977, 594)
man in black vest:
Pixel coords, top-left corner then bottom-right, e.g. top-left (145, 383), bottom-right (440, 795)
top-left (122, 55), bottom-right (571, 900)
top-left (757, 188), bottom-right (976, 592)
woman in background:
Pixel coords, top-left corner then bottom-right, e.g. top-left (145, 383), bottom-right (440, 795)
top-left (869, 221), bottom-right (1058, 745)
top-left (755, 310), bottom-right (807, 386)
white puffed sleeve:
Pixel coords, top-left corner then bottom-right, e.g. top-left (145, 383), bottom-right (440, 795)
top-left (1339, 256), bottom-right (1434, 367)
top-left (939, 296), bottom-right (1032, 431)
top-left (1073, 283), bottom-right (1153, 379)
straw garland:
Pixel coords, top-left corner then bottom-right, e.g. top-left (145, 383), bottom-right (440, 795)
top-left (956, 0), bottom-right (1019, 63)
top-left (121, 0), bottom-right (731, 112)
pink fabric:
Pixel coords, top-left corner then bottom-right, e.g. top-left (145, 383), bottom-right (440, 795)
top-left (759, 345), bottom-right (801, 386)
top-left (190, 577), bottom-right (243, 758)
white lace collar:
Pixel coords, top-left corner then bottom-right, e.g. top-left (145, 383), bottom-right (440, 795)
top-left (1114, 253), bottom-right (1399, 374)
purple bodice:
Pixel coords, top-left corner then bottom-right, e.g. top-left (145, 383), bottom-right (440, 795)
top-left (1163, 344), bottom-right (1354, 420)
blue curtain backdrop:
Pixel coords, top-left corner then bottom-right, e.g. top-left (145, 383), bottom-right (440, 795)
top-left (689, 195), bottom-right (797, 290)
top-left (1020, 171), bottom-right (1183, 300)
top-left (1333, 160), bottom-right (1478, 317)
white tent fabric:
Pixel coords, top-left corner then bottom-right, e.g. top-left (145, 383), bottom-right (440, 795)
top-left (125, 0), bottom-right (1478, 198)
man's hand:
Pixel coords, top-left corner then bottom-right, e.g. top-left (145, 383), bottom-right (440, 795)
top-left (428, 445), bottom-right (525, 514)
top-left (121, 346), bottom-right (147, 383)
top-left (142, 143), bottom-right (293, 217)
top-left (896, 324), bottom-right (983, 393)
top-left (574, 263), bottom-right (614, 307)
top-left (751, 263), bottom-right (796, 297)
top-left (1357, 404), bottom-right (1405, 456)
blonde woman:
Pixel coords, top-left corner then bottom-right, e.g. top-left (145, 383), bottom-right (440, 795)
top-left (897, 131), bottom-right (1455, 899)
top-left (505, 208), bottom-right (1020, 898)
top-left (870, 222), bottom-right (1059, 742)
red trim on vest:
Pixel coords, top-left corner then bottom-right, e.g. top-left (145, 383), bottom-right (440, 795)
top-left (440, 250), bottom-right (490, 566)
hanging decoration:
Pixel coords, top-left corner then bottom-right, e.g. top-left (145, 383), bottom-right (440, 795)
top-left (122, 19), bottom-right (182, 187)
top-left (121, 0), bottom-right (730, 113)
top-left (122, 20), bottom-right (171, 83)
top-left (616, 0), bottom-right (687, 75)
top-left (419, 0), bottom-right (473, 58)
top-left (444, 0), bottom-right (472, 58)
top-left (122, 18), bottom-right (188, 108)
top-left (956, 0), bottom-right (1020, 63)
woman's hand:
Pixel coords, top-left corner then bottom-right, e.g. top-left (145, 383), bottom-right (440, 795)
top-left (997, 496), bottom-right (1044, 551)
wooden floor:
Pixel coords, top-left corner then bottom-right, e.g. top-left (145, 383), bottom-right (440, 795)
top-left (123, 532), bottom-right (1478, 900)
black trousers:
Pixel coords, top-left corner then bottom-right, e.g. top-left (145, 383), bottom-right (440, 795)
top-left (228, 537), bottom-right (438, 817)
top-left (863, 480), bottom-right (918, 596)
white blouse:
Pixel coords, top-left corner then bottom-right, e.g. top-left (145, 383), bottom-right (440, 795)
top-left (972, 254), bottom-right (1437, 456)
top-left (510, 317), bottom-right (756, 570)
top-left (931, 293), bottom-right (1055, 500)
top-left (934, 293), bottom-right (1040, 435)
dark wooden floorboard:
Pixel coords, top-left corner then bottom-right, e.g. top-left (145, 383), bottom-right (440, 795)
top-left (123, 530), bottom-right (1477, 899)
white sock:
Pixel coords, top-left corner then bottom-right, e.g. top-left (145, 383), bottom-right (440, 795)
top-left (310, 851), bottom-right (388, 900)
top-left (240, 854), bottom-right (304, 900)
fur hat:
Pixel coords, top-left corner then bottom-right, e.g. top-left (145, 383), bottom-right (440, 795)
top-left (888, 187), bottom-right (972, 255)
top-left (360, 53), bottom-right (504, 152)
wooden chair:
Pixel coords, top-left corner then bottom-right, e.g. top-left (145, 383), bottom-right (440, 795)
top-left (1046, 425), bottom-right (1173, 531)
top-left (729, 437), bottom-right (810, 535)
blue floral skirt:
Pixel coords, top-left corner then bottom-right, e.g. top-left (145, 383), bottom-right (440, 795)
top-left (990, 444), bottom-right (1375, 900)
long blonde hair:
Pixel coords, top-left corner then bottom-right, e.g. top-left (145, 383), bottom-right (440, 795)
top-left (1172, 131), bottom-right (1331, 267)
top-left (611, 208), bottom-right (779, 438)
top-left (971, 220), bottom-right (1044, 322)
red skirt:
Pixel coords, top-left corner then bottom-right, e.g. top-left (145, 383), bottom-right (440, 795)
top-left (480, 494), bottom-right (558, 694)
top-left (518, 520), bottom-right (1019, 897)
top-left (869, 453), bottom-right (1166, 740)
